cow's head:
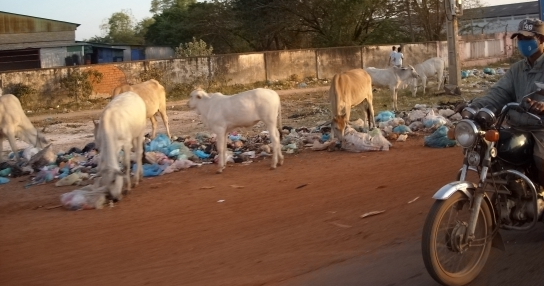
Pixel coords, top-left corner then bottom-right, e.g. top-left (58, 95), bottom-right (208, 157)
top-left (332, 114), bottom-right (348, 141)
top-left (403, 65), bottom-right (420, 79)
top-left (188, 88), bottom-right (208, 109)
top-left (96, 168), bottom-right (125, 201)
top-left (35, 132), bottom-right (49, 149)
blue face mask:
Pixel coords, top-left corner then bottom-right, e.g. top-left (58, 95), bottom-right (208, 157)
top-left (518, 39), bottom-right (540, 57)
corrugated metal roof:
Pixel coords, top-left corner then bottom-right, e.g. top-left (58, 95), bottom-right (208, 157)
top-left (462, 1), bottom-right (539, 19)
top-left (0, 11), bottom-right (80, 34)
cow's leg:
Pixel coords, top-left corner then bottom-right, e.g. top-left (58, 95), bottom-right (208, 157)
top-left (411, 78), bottom-right (417, 97)
top-left (391, 87), bottom-right (398, 112)
top-left (149, 115), bottom-right (158, 138)
top-left (0, 136), bottom-right (4, 162)
top-left (437, 70), bottom-right (444, 91)
top-left (132, 136), bottom-right (144, 187)
top-left (268, 120), bottom-right (283, 169)
top-left (215, 129), bottom-right (227, 174)
top-left (367, 101), bottom-right (376, 129)
top-left (123, 144), bottom-right (132, 192)
top-left (422, 76), bottom-right (427, 94)
top-left (158, 108), bottom-right (171, 138)
top-left (5, 131), bottom-right (19, 161)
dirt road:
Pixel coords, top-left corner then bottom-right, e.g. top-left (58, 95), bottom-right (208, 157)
top-left (1, 135), bottom-right (458, 286)
top-left (1, 86), bottom-right (541, 286)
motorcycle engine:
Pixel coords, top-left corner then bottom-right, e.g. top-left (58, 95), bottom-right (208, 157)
top-left (500, 179), bottom-right (539, 225)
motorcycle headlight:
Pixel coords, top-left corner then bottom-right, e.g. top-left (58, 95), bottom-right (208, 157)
top-left (475, 107), bottom-right (496, 129)
top-left (455, 119), bottom-right (479, 148)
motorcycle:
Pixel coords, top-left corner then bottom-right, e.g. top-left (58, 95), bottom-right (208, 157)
top-left (421, 82), bottom-right (544, 286)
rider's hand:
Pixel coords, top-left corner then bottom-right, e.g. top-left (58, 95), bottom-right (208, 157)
top-left (525, 98), bottom-right (544, 115)
top-left (454, 102), bottom-right (469, 114)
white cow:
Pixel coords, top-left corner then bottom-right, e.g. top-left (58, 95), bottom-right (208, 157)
top-left (410, 57), bottom-right (446, 96)
top-left (364, 66), bottom-right (420, 111)
top-left (93, 91), bottom-right (147, 200)
top-left (188, 88), bottom-right (284, 174)
top-left (0, 94), bottom-right (48, 162)
top-left (112, 79), bottom-right (171, 139)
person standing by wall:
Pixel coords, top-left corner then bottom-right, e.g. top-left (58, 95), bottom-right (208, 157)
top-left (392, 46), bottom-right (404, 68)
top-left (388, 46), bottom-right (397, 67)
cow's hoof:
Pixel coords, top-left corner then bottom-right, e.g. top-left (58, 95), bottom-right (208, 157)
top-left (216, 170), bottom-right (223, 174)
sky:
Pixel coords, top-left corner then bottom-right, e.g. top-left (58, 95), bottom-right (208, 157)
top-left (0, 0), bottom-right (539, 41)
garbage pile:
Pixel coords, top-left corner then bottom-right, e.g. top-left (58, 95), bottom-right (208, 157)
top-left (0, 102), bottom-right (465, 210)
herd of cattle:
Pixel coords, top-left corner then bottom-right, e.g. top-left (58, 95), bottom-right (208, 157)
top-left (0, 56), bottom-right (445, 201)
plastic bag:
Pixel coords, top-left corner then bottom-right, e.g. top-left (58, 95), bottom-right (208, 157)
top-left (55, 172), bottom-right (89, 187)
top-left (342, 127), bottom-right (392, 152)
top-left (60, 188), bottom-right (106, 210)
top-left (375, 111), bottom-right (396, 122)
top-left (424, 126), bottom-right (457, 148)
top-left (393, 125), bottom-right (412, 134)
top-left (137, 163), bottom-right (167, 177)
top-left (423, 110), bottom-right (448, 128)
top-left (146, 134), bottom-right (172, 153)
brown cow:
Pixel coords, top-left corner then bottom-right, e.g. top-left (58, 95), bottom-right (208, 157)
top-left (329, 69), bottom-right (376, 142)
top-left (112, 79), bottom-right (171, 138)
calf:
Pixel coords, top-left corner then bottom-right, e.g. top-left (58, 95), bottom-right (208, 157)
top-left (0, 94), bottom-right (48, 162)
top-left (188, 88), bottom-right (284, 173)
top-left (364, 66), bottom-right (419, 111)
top-left (112, 79), bottom-right (171, 138)
top-left (94, 91), bottom-right (147, 200)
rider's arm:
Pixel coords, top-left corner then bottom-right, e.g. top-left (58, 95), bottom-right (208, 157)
top-left (470, 65), bottom-right (518, 111)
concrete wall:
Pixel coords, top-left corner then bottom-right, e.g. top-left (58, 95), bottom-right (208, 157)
top-left (317, 46), bottom-right (362, 79)
top-left (0, 38), bottom-right (509, 101)
top-left (265, 49), bottom-right (316, 81)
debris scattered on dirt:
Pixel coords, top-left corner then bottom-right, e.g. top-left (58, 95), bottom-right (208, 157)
top-left (295, 183), bottom-right (309, 189)
top-left (408, 196), bottom-right (420, 204)
top-left (361, 210), bottom-right (386, 218)
top-left (330, 221), bottom-right (352, 228)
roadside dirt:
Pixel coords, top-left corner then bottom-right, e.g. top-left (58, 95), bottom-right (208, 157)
top-left (0, 86), bottom-right (461, 285)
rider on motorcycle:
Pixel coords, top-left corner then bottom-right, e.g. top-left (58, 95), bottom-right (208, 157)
top-left (457, 18), bottom-right (544, 186)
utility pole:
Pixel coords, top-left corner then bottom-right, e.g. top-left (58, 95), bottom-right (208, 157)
top-left (445, 0), bottom-right (462, 87)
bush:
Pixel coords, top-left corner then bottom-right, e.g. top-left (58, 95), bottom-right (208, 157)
top-left (4, 83), bottom-right (40, 109)
top-left (60, 69), bottom-right (103, 103)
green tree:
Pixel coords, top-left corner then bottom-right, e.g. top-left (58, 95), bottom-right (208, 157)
top-left (99, 10), bottom-right (143, 44)
top-left (150, 0), bottom-right (197, 14)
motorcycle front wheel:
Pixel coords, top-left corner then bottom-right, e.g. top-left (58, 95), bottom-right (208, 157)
top-left (421, 192), bottom-right (493, 286)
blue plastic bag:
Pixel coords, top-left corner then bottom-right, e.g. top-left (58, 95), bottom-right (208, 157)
top-left (194, 150), bottom-right (211, 159)
top-left (393, 125), bottom-right (412, 134)
top-left (376, 111), bottom-right (395, 122)
top-left (0, 177), bottom-right (9, 184)
top-left (424, 126), bottom-right (457, 148)
top-left (134, 163), bottom-right (167, 177)
top-left (146, 134), bottom-right (172, 153)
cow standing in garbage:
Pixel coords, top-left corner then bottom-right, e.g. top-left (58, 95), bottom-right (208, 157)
top-left (187, 88), bottom-right (284, 174)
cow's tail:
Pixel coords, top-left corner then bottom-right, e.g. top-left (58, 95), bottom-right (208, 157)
top-left (277, 95), bottom-right (283, 140)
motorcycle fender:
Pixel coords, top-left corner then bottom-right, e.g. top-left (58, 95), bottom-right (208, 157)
top-left (432, 181), bottom-right (478, 200)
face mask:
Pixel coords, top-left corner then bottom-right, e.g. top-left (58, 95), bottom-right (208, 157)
top-left (518, 39), bottom-right (540, 57)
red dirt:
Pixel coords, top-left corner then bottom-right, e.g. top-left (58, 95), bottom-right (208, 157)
top-left (0, 135), bottom-right (461, 286)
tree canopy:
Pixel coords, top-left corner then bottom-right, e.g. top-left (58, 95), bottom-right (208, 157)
top-left (85, 0), bottom-right (486, 53)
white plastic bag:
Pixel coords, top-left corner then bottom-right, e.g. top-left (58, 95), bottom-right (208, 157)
top-left (342, 127), bottom-right (392, 152)
top-left (60, 187), bottom-right (106, 210)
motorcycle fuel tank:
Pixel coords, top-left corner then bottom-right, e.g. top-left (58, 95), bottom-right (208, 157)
top-left (497, 128), bottom-right (534, 165)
